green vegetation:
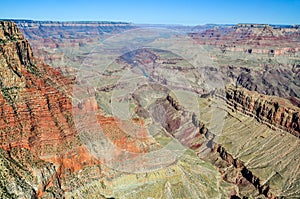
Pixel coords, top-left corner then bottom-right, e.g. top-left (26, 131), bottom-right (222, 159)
top-left (0, 86), bottom-right (20, 113)
top-left (27, 64), bottom-right (42, 77)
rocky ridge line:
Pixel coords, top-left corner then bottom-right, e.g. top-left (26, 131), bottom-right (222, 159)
top-left (225, 85), bottom-right (300, 138)
top-left (164, 95), bottom-right (275, 198)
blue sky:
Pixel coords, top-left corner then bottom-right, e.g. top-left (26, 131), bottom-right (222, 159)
top-left (1, 0), bottom-right (299, 25)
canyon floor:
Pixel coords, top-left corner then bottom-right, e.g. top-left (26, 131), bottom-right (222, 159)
top-left (0, 20), bottom-right (299, 198)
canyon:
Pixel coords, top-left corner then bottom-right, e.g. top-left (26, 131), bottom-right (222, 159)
top-left (0, 20), bottom-right (299, 198)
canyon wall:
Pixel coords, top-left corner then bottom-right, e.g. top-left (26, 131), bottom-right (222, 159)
top-left (0, 21), bottom-right (100, 198)
top-left (226, 85), bottom-right (300, 137)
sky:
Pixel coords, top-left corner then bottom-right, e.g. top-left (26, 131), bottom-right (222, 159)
top-left (1, 0), bottom-right (299, 25)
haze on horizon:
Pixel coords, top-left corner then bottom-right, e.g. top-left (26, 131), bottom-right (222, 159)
top-left (1, 0), bottom-right (300, 25)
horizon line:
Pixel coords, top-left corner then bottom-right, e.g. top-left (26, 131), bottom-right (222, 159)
top-left (1, 18), bottom-right (299, 27)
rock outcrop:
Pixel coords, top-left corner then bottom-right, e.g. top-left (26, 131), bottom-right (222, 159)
top-left (0, 21), bottom-right (78, 153)
top-left (226, 85), bottom-right (300, 137)
top-left (0, 21), bottom-right (100, 198)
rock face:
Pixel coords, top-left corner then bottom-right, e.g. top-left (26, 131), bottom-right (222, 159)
top-left (226, 85), bottom-right (300, 137)
top-left (0, 21), bottom-right (34, 87)
top-left (0, 21), bottom-right (77, 153)
top-left (0, 21), bottom-right (99, 198)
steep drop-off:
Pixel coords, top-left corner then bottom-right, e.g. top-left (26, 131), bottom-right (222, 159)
top-left (0, 21), bottom-right (79, 153)
top-left (226, 85), bottom-right (300, 137)
top-left (0, 21), bottom-right (101, 198)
